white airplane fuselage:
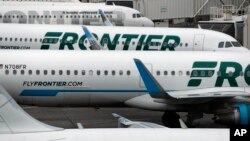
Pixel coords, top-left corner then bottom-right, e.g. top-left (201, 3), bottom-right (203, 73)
top-left (0, 2), bottom-right (154, 26)
top-left (0, 24), bottom-right (247, 51)
top-left (0, 51), bottom-right (249, 109)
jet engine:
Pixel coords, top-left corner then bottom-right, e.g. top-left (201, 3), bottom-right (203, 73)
top-left (214, 104), bottom-right (250, 125)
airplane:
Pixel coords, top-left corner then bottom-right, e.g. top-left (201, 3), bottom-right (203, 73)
top-left (0, 50), bottom-right (249, 127)
top-left (0, 0), bottom-right (79, 2)
top-left (0, 87), bottom-right (229, 141)
top-left (0, 24), bottom-right (248, 51)
top-left (0, 2), bottom-right (154, 27)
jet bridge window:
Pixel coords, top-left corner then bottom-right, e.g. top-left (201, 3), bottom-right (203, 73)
top-left (225, 42), bottom-right (233, 48)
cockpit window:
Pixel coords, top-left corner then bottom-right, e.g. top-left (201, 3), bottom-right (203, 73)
top-left (218, 42), bottom-right (224, 48)
top-left (225, 42), bottom-right (233, 48)
top-left (133, 14), bottom-right (136, 18)
top-left (231, 41), bottom-right (241, 47)
top-left (132, 13), bottom-right (144, 18)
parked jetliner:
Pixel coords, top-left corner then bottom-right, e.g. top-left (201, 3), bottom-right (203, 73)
top-left (0, 0), bottom-right (79, 2)
top-left (0, 2), bottom-right (154, 26)
top-left (0, 24), bottom-right (247, 51)
top-left (0, 50), bottom-right (250, 127)
top-left (0, 88), bottom-right (228, 141)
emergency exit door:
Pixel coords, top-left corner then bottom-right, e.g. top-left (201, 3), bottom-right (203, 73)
top-left (193, 34), bottom-right (205, 51)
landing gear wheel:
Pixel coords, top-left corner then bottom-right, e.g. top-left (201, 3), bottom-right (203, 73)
top-left (162, 111), bottom-right (181, 128)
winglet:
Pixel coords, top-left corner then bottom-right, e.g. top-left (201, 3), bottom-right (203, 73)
top-left (99, 9), bottom-right (113, 26)
top-left (82, 26), bottom-right (103, 50)
top-left (134, 59), bottom-right (175, 99)
top-left (0, 86), bottom-right (62, 134)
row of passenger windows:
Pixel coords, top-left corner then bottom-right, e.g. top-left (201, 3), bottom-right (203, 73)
top-left (0, 37), bottom-right (190, 47)
top-left (4, 69), bottom-right (250, 77)
top-left (218, 41), bottom-right (241, 48)
top-left (0, 14), bottom-right (113, 19)
top-left (5, 69), bottom-right (131, 76)
top-left (156, 70), bottom-right (250, 77)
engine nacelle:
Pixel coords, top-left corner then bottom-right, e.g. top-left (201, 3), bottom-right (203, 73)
top-left (214, 104), bottom-right (250, 125)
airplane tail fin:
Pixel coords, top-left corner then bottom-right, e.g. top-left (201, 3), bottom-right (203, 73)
top-left (82, 26), bottom-right (104, 50)
top-left (0, 86), bottom-right (63, 134)
top-left (98, 9), bottom-right (113, 26)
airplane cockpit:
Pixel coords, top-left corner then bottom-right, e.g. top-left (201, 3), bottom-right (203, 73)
top-left (218, 41), bottom-right (242, 48)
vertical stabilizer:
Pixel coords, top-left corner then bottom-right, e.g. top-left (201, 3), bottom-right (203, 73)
top-left (0, 86), bottom-right (63, 134)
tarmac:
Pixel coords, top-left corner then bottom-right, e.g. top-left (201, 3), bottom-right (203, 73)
top-left (23, 106), bottom-right (226, 128)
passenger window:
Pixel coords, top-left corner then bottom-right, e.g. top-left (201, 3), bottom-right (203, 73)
top-left (67, 70), bottom-right (70, 75)
top-left (36, 70), bottom-right (40, 75)
top-left (240, 71), bottom-right (244, 76)
top-left (228, 71), bottom-right (233, 77)
top-left (133, 14), bottom-right (136, 18)
top-left (225, 42), bottom-right (232, 48)
top-left (5, 70), bottom-right (9, 75)
top-left (104, 70), bottom-right (108, 75)
top-left (97, 70), bottom-right (101, 75)
top-left (112, 70), bottom-right (115, 76)
top-left (208, 71), bottom-right (213, 77)
top-left (193, 71), bottom-right (198, 77)
top-left (44, 70), bottom-right (48, 75)
top-left (59, 70), bottom-right (63, 75)
top-left (171, 71), bottom-right (175, 76)
top-left (179, 71), bottom-right (183, 76)
top-left (15, 38), bottom-right (17, 42)
top-left (89, 70), bottom-right (93, 76)
top-left (74, 70), bottom-right (78, 75)
top-left (156, 71), bottom-right (160, 76)
top-left (51, 70), bottom-right (55, 75)
top-left (218, 42), bottom-right (224, 48)
top-left (119, 70), bottom-right (123, 75)
top-left (0, 38), bottom-right (2, 41)
top-left (186, 71), bottom-right (190, 76)
top-left (28, 70), bottom-right (32, 75)
top-left (201, 71), bottom-right (205, 77)
top-left (13, 70), bottom-right (17, 75)
top-left (247, 71), bottom-right (250, 77)
top-left (82, 70), bottom-right (85, 75)
top-left (127, 70), bottom-right (131, 76)
top-left (164, 71), bottom-right (168, 76)
top-left (20, 70), bottom-right (24, 75)
top-left (217, 71), bottom-right (221, 76)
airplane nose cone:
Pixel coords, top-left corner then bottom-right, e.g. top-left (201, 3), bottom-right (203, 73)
top-left (144, 18), bottom-right (154, 27)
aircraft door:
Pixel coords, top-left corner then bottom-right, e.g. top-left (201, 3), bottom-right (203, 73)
top-left (139, 63), bottom-right (153, 88)
top-left (193, 34), bottom-right (205, 51)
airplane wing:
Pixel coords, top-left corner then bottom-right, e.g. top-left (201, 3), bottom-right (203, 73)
top-left (82, 26), bottom-right (103, 50)
top-left (99, 9), bottom-right (113, 26)
top-left (134, 59), bottom-right (250, 104)
top-left (0, 85), bottom-right (62, 134)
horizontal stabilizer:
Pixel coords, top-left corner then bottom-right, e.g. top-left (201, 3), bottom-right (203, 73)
top-left (112, 113), bottom-right (166, 128)
top-left (0, 86), bottom-right (63, 134)
top-left (82, 26), bottom-right (103, 50)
